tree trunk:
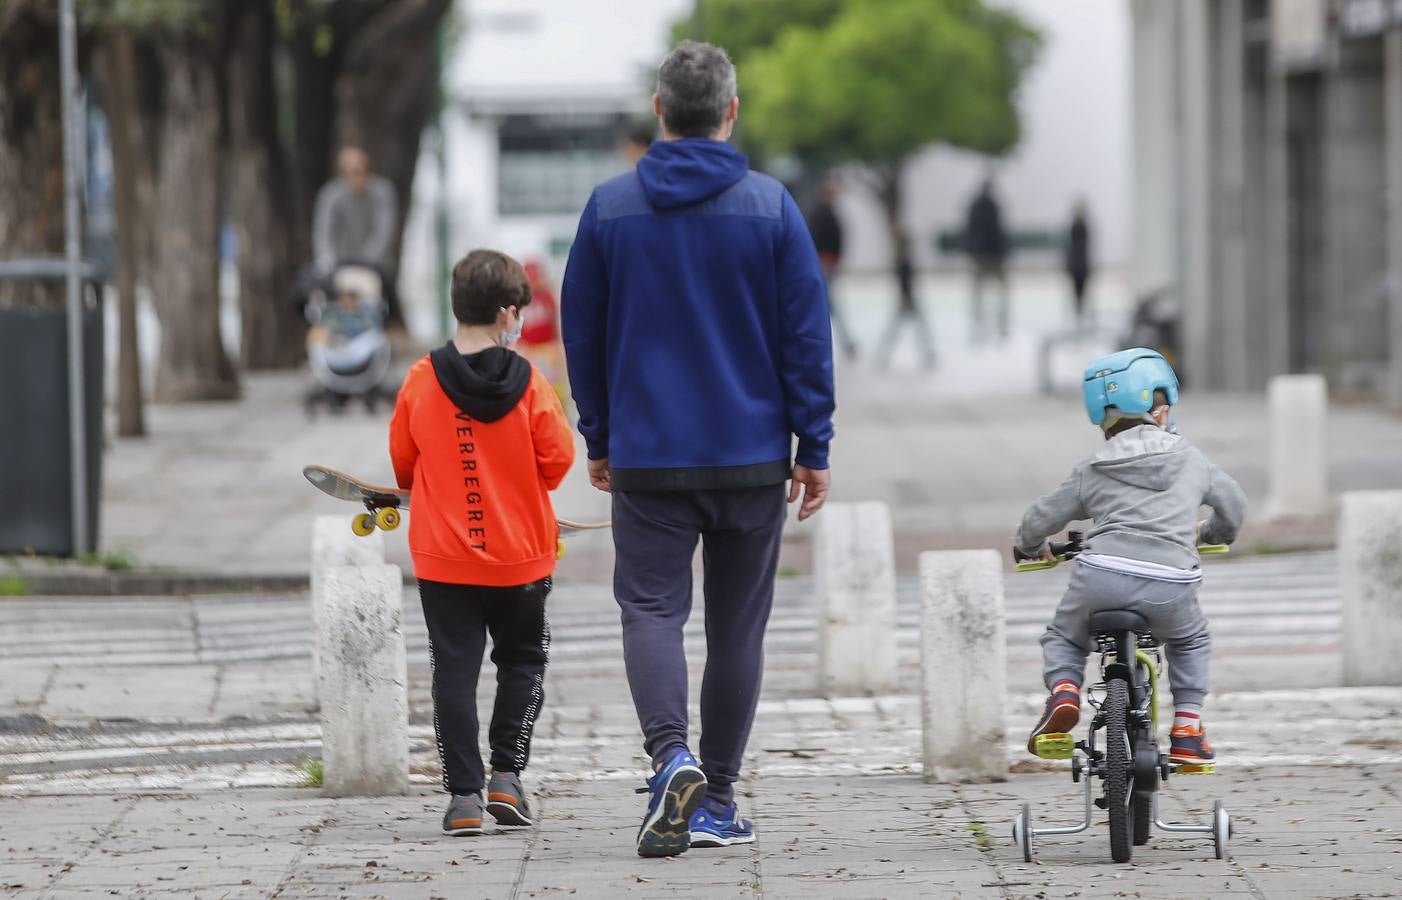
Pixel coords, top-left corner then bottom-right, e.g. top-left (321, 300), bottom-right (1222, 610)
top-left (287, 15), bottom-right (341, 267)
top-left (0, 5), bottom-right (65, 308)
top-left (101, 30), bottom-right (147, 435)
top-left (334, 0), bottom-right (451, 274)
top-left (148, 39), bottom-right (239, 402)
top-left (229, 4), bottom-right (304, 370)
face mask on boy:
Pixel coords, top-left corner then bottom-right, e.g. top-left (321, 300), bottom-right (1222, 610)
top-left (498, 307), bottom-right (523, 347)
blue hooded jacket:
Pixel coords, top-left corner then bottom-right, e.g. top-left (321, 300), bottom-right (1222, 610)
top-left (562, 138), bottom-right (836, 491)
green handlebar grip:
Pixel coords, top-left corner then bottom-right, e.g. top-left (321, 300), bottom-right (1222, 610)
top-left (1199, 544), bottom-right (1229, 555)
top-left (1015, 557), bottom-right (1064, 573)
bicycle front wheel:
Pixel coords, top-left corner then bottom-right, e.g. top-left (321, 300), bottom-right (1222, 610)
top-left (1104, 677), bottom-right (1134, 862)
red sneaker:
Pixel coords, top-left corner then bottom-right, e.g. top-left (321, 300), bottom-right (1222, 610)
top-left (1169, 723), bottom-right (1216, 764)
top-left (1026, 682), bottom-right (1081, 754)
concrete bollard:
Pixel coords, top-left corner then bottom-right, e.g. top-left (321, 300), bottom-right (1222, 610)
top-left (310, 516), bottom-right (385, 699)
top-left (919, 550), bottom-right (1008, 783)
top-left (1341, 491), bottom-right (1402, 686)
top-left (814, 501), bottom-right (898, 697)
top-left (316, 563), bottom-right (409, 797)
top-left (1265, 374), bottom-right (1330, 519)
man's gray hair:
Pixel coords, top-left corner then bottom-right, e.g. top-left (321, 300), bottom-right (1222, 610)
top-left (656, 40), bottom-right (737, 139)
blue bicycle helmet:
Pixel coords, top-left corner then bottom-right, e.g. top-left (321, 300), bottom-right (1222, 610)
top-left (1082, 348), bottom-right (1180, 426)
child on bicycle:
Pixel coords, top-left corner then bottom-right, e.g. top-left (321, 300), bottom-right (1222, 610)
top-left (1016, 348), bottom-right (1246, 765)
top-left (389, 249), bottom-right (575, 835)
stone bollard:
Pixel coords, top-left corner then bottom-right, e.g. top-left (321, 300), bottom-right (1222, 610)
top-left (919, 550), bottom-right (1008, 783)
top-left (814, 501), bottom-right (898, 697)
top-left (1341, 491), bottom-right (1402, 686)
top-left (316, 563), bottom-right (410, 797)
top-left (310, 516), bottom-right (385, 700)
top-left (1265, 374), bottom-right (1330, 519)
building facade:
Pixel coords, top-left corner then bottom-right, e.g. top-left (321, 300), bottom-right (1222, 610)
top-left (1131, 0), bottom-right (1402, 405)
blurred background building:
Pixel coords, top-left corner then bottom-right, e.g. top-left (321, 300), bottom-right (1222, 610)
top-left (401, 0), bottom-right (1132, 318)
top-left (1131, 0), bottom-right (1402, 406)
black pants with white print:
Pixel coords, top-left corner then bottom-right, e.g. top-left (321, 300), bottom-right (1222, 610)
top-left (419, 577), bottom-right (550, 796)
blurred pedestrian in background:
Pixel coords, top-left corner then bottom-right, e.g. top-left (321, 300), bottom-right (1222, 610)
top-left (876, 227), bottom-right (937, 370)
top-left (516, 259), bottom-right (569, 403)
top-left (963, 177), bottom-right (1009, 343)
top-left (617, 118), bottom-right (656, 166)
top-left (311, 146), bottom-right (402, 325)
top-left (805, 175), bottom-right (858, 360)
top-left (1066, 200), bottom-right (1092, 327)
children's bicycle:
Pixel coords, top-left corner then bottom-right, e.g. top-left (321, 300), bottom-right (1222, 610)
top-left (1009, 531), bottom-right (1232, 863)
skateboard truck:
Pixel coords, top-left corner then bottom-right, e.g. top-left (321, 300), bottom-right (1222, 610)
top-left (351, 503), bottom-right (401, 536)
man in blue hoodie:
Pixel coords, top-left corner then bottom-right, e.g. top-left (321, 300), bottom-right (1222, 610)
top-left (562, 40), bottom-right (836, 859)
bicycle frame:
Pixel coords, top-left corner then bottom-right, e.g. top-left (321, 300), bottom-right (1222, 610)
top-left (1021, 634), bottom-right (1215, 838)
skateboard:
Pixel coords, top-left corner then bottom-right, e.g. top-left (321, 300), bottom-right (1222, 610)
top-left (302, 465), bottom-right (609, 556)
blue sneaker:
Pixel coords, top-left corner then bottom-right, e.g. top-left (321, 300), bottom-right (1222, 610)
top-left (635, 749), bottom-right (707, 858)
top-left (689, 797), bottom-right (755, 848)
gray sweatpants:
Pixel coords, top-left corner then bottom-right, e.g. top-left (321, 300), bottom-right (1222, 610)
top-left (1042, 562), bottom-right (1212, 707)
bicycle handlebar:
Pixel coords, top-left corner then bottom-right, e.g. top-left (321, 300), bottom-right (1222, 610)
top-left (1013, 530), bottom-right (1228, 572)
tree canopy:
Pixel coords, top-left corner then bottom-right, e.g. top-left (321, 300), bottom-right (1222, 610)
top-left (739, 0), bottom-right (1042, 167)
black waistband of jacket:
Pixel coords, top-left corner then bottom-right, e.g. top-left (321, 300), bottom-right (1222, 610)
top-left (609, 460), bottom-right (791, 492)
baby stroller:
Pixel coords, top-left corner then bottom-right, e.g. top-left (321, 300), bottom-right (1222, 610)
top-left (304, 264), bottom-right (395, 415)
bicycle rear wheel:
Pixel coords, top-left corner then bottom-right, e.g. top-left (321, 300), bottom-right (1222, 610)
top-left (1104, 678), bottom-right (1134, 862)
top-left (1133, 791), bottom-right (1152, 845)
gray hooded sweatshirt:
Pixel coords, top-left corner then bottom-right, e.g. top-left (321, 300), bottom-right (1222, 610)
top-left (1016, 425), bottom-right (1247, 571)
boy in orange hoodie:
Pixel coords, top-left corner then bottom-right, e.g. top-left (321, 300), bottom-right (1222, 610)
top-left (389, 249), bottom-right (575, 836)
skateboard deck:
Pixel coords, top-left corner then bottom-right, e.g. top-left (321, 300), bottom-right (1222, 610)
top-left (303, 465), bottom-right (610, 543)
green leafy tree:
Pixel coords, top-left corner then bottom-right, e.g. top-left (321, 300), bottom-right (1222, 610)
top-left (731, 0), bottom-right (1040, 267)
top-left (670, 0), bottom-right (846, 64)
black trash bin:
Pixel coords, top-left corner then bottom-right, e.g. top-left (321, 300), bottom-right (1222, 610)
top-left (0, 301), bottom-right (104, 556)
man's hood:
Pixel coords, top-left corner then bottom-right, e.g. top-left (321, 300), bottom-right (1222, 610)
top-left (428, 344), bottom-right (530, 423)
top-left (636, 138), bottom-right (750, 210)
top-left (1090, 424), bottom-right (1187, 491)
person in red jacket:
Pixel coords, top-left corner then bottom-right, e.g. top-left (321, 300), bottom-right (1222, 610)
top-left (389, 248), bottom-right (575, 837)
top-left (516, 258), bottom-right (568, 401)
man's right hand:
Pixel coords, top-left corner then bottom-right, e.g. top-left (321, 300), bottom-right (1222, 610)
top-left (588, 457), bottom-right (612, 493)
top-left (788, 465), bottom-right (830, 522)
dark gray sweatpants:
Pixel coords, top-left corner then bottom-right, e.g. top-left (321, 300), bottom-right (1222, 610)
top-left (612, 485), bottom-right (786, 806)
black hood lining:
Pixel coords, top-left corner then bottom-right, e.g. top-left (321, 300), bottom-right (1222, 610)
top-left (428, 343), bottom-right (531, 423)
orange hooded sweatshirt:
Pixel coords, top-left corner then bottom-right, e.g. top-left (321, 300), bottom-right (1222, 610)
top-left (389, 344), bottom-right (575, 586)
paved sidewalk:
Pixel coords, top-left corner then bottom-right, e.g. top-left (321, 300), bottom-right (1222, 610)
top-left (3, 765), bottom-right (1400, 899)
top-left (3, 553), bottom-right (1402, 896)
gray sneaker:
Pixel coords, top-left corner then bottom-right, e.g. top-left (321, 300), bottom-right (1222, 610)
top-left (442, 793), bottom-right (485, 836)
top-left (486, 771), bottom-right (534, 827)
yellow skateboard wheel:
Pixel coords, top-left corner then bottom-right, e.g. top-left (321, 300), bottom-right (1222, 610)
top-left (351, 513), bottom-right (375, 537)
top-left (375, 507), bottom-right (401, 531)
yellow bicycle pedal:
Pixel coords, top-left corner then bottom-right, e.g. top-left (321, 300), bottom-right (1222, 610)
top-left (1174, 762), bottom-right (1215, 775)
top-left (1034, 733), bottom-right (1075, 759)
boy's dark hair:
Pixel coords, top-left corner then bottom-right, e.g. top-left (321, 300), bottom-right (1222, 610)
top-left (1103, 389), bottom-right (1171, 438)
top-left (450, 249), bottom-right (532, 326)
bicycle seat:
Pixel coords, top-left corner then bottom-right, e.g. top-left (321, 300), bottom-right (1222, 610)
top-left (1089, 609), bottom-right (1152, 634)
